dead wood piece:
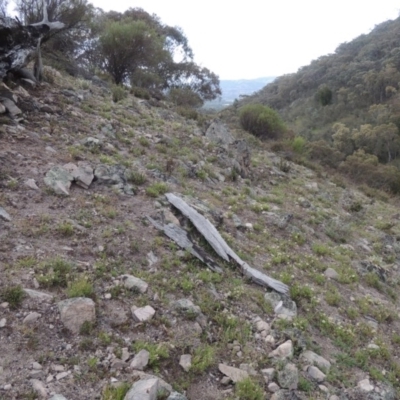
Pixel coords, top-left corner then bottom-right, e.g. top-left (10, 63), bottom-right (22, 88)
top-left (147, 216), bottom-right (223, 274)
top-left (165, 193), bottom-right (289, 294)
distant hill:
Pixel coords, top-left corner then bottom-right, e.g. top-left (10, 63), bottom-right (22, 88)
top-left (229, 16), bottom-right (400, 193)
top-left (204, 77), bottom-right (275, 109)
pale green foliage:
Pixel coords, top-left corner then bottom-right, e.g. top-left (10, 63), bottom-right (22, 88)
top-left (239, 104), bottom-right (286, 139)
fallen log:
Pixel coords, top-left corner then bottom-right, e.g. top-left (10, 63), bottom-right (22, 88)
top-left (147, 216), bottom-right (223, 274)
top-left (165, 193), bottom-right (289, 294)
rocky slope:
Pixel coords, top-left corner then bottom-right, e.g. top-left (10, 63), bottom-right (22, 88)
top-left (1, 69), bottom-right (400, 400)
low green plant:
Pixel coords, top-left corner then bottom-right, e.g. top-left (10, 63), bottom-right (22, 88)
top-left (146, 182), bottom-right (168, 197)
top-left (1, 285), bottom-right (25, 309)
top-left (57, 221), bottom-right (74, 236)
top-left (102, 382), bottom-right (131, 400)
top-left (132, 341), bottom-right (169, 369)
top-left (191, 345), bottom-right (215, 373)
top-left (36, 258), bottom-right (73, 288)
top-left (112, 85), bottom-right (127, 102)
top-left (67, 277), bottom-right (95, 298)
top-left (234, 377), bottom-right (264, 400)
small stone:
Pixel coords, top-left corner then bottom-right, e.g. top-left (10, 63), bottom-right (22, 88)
top-left (25, 179), bottom-right (39, 190)
top-left (121, 348), bottom-right (131, 362)
top-left (368, 344), bottom-right (380, 350)
top-left (268, 383), bottom-right (280, 393)
top-left (329, 396), bottom-right (340, 400)
top-left (278, 363), bottom-right (298, 389)
top-left (1, 302), bottom-right (8, 308)
top-left (130, 349), bottom-right (150, 370)
top-left (105, 293), bottom-right (112, 300)
top-left (131, 305), bottom-right (155, 322)
top-left (120, 275), bottom-right (148, 293)
top-left (56, 372), bottom-right (70, 381)
top-left (255, 319), bottom-right (270, 333)
top-left (269, 340), bottom-right (293, 359)
top-left (324, 268), bottom-right (339, 280)
top-left (124, 378), bottom-right (159, 400)
top-left (32, 362), bottom-right (43, 370)
top-left (167, 393), bottom-right (188, 400)
top-left (4, 384), bottom-right (12, 390)
top-left (172, 299), bottom-right (201, 316)
top-left (0, 318), bottom-right (6, 328)
top-left (179, 354), bottom-right (192, 372)
top-left (261, 368), bottom-right (275, 380)
top-left (239, 364), bottom-right (257, 376)
top-left (0, 207), bottom-right (11, 222)
top-left (265, 335), bottom-right (275, 346)
top-left (49, 396), bottom-right (68, 400)
top-left (301, 351), bottom-right (331, 371)
top-left (358, 378), bottom-right (374, 392)
top-left (23, 312), bottom-right (41, 324)
top-left (319, 385), bottom-right (329, 393)
top-left (58, 297), bottom-right (96, 334)
top-left (307, 366), bottom-right (326, 383)
top-left (221, 376), bottom-right (231, 385)
top-left (46, 375), bottom-right (54, 383)
top-left (23, 289), bottom-right (53, 302)
top-left (31, 379), bottom-right (47, 398)
top-left (218, 364), bottom-right (249, 383)
top-left (51, 365), bottom-right (65, 372)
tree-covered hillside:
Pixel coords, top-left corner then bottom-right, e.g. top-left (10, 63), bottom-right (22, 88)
top-left (236, 16), bottom-right (400, 193)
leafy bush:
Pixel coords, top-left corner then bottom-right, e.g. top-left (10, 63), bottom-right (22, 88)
top-left (1, 285), bottom-right (25, 309)
top-left (239, 104), bottom-right (286, 139)
top-left (308, 140), bottom-right (345, 168)
top-left (169, 87), bottom-right (203, 108)
top-left (315, 85), bottom-right (333, 106)
top-left (112, 85), bottom-right (127, 103)
top-left (339, 150), bottom-right (400, 193)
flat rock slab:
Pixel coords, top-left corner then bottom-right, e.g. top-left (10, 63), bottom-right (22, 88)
top-left (301, 350), bottom-right (331, 371)
top-left (124, 378), bottom-right (159, 400)
top-left (23, 289), bottom-right (53, 302)
top-left (49, 396), bottom-right (68, 400)
top-left (179, 354), bottom-right (192, 372)
top-left (23, 312), bottom-right (41, 325)
top-left (0, 207), bottom-right (11, 222)
top-left (218, 364), bottom-right (249, 383)
top-left (132, 305), bottom-right (155, 323)
top-left (265, 292), bottom-right (297, 318)
top-left (172, 299), bottom-right (201, 316)
top-left (63, 162), bottom-right (94, 189)
top-left (130, 349), bottom-right (150, 370)
top-left (307, 366), bottom-right (326, 383)
top-left (278, 363), bottom-right (298, 390)
top-left (269, 340), bottom-right (293, 360)
top-left (121, 275), bottom-right (148, 293)
top-left (58, 297), bottom-right (96, 334)
top-left (44, 166), bottom-right (73, 196)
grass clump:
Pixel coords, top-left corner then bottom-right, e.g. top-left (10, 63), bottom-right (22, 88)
top-left (132, 341), bottom-right (169, 369)
top-left (67, 277), bottom-right (95, 299)
top-left (191, 345), bottom-right (215, 373)
top-left (234, 377), bottom-right (264, 400)
top-left (102, 382), bottom-right (131, 400)
top-left (36, 258), bottom-right (73, 288)
top-left (146, 182), bottom-right (168, 198)
top-left (1, 285), bottom-right (25, 309)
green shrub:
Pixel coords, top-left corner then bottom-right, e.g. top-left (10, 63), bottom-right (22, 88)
top-left (235, 377), bottom-right (264, 400)
top-left (131, 86), bottom-right (150, 99)
top-left (1, 285), bottom-right (25, 309)
top-left (315, 85), bottom-right (333, 106)
top-left (239, 104), bottom-right (286, 139)
top-left (112, 85), bottom-right (127, 102)
top-left (291, 136), bottom-right (308, 155)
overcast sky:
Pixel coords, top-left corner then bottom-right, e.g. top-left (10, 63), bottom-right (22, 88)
top-left (79, 1), bottom-right (400, 79)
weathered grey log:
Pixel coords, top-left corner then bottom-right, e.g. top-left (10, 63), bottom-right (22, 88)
top-left (147, 216), bottom-right (223, 273)
top-left (0, 2), bottom-right (64, 80)
top-left (165, 193), bottom-right (289, 294)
